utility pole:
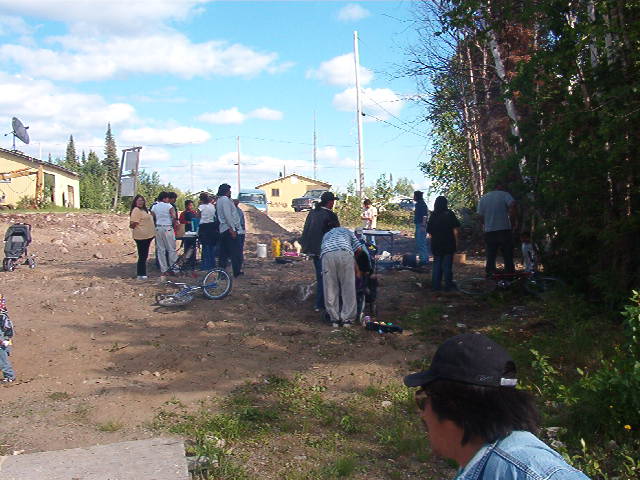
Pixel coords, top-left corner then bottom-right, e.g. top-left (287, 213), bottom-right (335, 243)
top-left (313, 112), bottom-right (317, 179)
top-left (236, 136), bottom-right (241, 194)
top-left (353, 30), bottom-right (365, 199)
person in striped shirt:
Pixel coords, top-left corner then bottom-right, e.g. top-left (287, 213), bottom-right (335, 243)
top-left (321, 224), bottom-right (362, 328)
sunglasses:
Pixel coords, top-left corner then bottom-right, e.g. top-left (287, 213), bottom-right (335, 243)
top-left (415, 388), bottom-right (430, 411)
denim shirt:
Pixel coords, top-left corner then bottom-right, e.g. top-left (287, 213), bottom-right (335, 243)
top-left (456, 431), bottom-right (590, 480)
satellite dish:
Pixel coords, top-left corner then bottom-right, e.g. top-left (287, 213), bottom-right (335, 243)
top-left (5, 117), bottom-right (30, 151)
top-left (12, 117), bottom-right (30, 145)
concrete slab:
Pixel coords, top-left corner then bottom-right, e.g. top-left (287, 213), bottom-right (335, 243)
top-left (0, 437), bottom-right (190, 480)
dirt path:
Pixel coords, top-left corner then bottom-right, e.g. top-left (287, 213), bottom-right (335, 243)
top-left (0, 212), bottom-right (489, 456)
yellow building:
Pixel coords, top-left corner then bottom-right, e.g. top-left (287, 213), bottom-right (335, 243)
top-left (256, 173), bottom-right (331, 212)
top-left (0, 147), bottom-right (80, 208)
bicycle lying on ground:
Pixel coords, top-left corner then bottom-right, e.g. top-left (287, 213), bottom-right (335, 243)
top-left (155, 268), bottom-right (232, 306)
top-left (458, 271), bottom-right (564, 298)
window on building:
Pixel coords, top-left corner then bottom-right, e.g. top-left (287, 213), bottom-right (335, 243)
top-left (272, 188), bottom-right (280, 197)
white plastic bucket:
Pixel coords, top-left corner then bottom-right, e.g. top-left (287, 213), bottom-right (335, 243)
top-left (256, 243), bottom-right (267, 258)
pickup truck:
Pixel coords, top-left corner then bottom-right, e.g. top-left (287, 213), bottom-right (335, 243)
top-left (291, 189), bottom-right (328, 212)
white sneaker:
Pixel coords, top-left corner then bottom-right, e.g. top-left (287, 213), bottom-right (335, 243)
top-left (136, 275), bottom-right (148, 280)
top-left (332, 322), bottom-right (340, 328)
top-left (342, 322), bottom-right (352, 328)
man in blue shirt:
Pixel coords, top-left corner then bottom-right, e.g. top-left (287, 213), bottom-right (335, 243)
top-left (404, 334), bottom-right (590, 480)
top-left (413, 191), bottom-right (431, 265)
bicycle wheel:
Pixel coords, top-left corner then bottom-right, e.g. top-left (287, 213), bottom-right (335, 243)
top-left (155, 292), bottom-right (194, 307)
top-left (525, 276), bottom-right (564, 298)
top-left (202, 269), bottom-right (232, 300)
top-left (458, 277), bottom-right (497, 296)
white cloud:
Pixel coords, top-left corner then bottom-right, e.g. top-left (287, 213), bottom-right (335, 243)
top-left (139, 147), bottom-right (171, 164)
top-left (0, 73), bottom-right (135, 135)
top-left (306, 53), bottom-right (373, 87)
top-left (316, 146), bottom-right (354, 168)
top-left (332, 87), bottom-right (404, 120)
top-left (121, 127), bottom-right (210, 146)
top-left (0, 0), bottom-right (208, 34)
top-left (1, 32), bottom-right (286, 82)
top-left (0, 14), bottom-right (33, 36)
top-left (198, 107), bottom-right (283, 125)
top-left (249, 107), bottom-right (283, 121)
top-left (337, 4), bottom-right (371, 22)
top-left (198, 107), bottom-right (245, 125)
top-left (151, 151), bottom-right (314, 191)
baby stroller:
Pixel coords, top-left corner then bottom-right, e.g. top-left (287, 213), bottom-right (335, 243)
top-left (355, 241), bottom-right (379, 323)
top-left (3, 223), bottom-right (36, 272)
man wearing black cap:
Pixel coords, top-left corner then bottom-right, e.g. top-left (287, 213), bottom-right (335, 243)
top-left (404, 333), bottom-right (589, 480)
top-left (301, 192), bottom-right (340, 313)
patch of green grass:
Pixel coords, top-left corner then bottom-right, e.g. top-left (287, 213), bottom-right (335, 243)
top-left (97, 421), bottom-right (123, 432)
top-left (153, 376), bottom-right (442, 479)
top-left (401, 305), bottom-right (445, 337)
top-left (48, 391), bottom-right (71, 401)
top-left (321, 455), bottom-right (358, 478)
top-left (70, 402), bottom-right (92, 423)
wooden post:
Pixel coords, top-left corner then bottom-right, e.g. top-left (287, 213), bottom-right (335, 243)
top-left (35, 165), bottom-right (44, 207)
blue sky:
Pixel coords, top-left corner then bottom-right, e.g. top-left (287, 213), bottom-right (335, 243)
top-left (0, 1), bottom-right (432, 194)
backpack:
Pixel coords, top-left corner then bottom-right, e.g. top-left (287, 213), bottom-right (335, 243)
top-left (0, 312), bottom-right (13, 339)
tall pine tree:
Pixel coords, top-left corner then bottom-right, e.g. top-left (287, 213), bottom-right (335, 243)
top-left (103, 123), bottom-right (119, 186)
top-left (62, 135), bottom-right (80, 171)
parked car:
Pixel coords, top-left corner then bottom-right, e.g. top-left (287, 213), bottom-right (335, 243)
top-left (397, 198), bottom-right (415, 211)
top-left (237, 189), bottom-right (268, 213)
top-left (291, 189), bottom-right (328, 212)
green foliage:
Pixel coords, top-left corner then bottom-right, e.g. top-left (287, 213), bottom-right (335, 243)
top-left (410, 0), bottom-right (640, 304)
top-left (515, 292), bottom-right (640, 478)
top-left (59, 134), bottom-right (81, 172)
top-left (335, 176), bottom-right (418, 227)
top-left (394, 176), bottom-right (415, 197)
top-left (568, 292), bottom-right (640, 439)
top-left (420, 70), bottom-right (476, 210)
top-left (103, 123), bottom-right (119, 186)
top-left (79, 151), bottom-right (112, 209)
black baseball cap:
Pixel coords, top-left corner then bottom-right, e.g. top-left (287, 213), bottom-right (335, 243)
top-left (403, 333), bottom-right (518, 388)
top-left (320, 191), bottom-right (339, 202)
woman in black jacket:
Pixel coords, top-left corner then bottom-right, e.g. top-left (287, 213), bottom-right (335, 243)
top-left (427, 196), bottom-right (461, 291)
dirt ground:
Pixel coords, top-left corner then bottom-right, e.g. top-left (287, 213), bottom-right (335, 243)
top-left (0, 210), bottom-right (492, 458)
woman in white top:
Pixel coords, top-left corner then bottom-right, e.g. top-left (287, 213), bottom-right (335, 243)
top-left (197, 192), bottom-right (218, 270)
top-left (150, 192), bottom-right (178, 276)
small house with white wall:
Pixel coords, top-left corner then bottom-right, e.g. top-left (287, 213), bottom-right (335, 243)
top-left (256, 173), bottom-right (331, 212)
top-left (0, 147), bottom-right (80, 208)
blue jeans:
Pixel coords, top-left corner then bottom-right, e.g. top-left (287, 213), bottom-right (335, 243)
top-left (312, 255), bottom-right (325, 310)
top-left (432, 254), bottom-right (454, 291)
top-left (415, 225), bottom-right (431, 264)
top-left (200, 242), bottom-right (217, 270)
top-left (0, 345), bottom-right (15, 380)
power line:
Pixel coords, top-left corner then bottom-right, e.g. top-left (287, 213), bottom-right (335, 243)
top-left (362, 112), bottom-right (430, 139)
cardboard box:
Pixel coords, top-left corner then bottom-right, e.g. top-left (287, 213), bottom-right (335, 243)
top-left (454, 253), bottom-right (466, 265)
